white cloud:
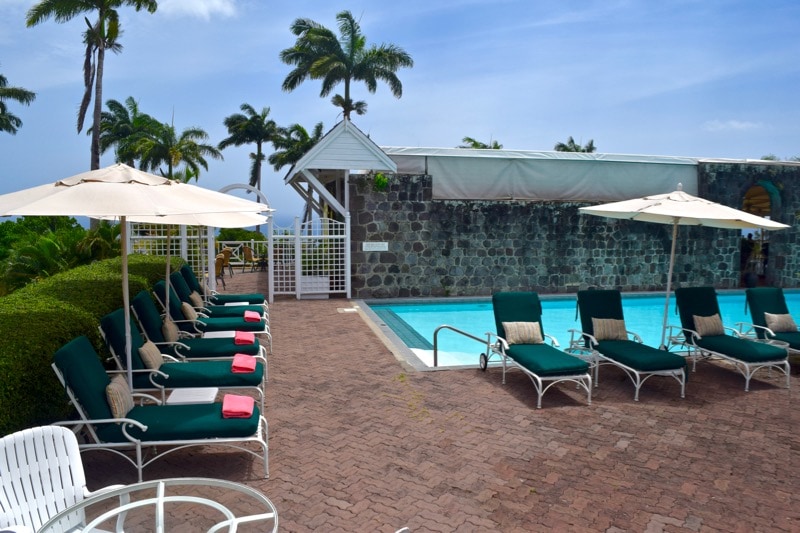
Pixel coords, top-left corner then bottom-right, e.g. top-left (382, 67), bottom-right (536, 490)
top-left (703, 120), bottom-right (764, 132)
top-left (157, 0), bottom-right (237, 20)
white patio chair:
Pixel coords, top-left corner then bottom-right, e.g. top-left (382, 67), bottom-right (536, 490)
top-left (0, 425), bottom-right (123, 532)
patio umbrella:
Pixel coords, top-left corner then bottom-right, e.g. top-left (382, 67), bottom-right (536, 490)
top-left (578, 183), bottom-right (790, 348)
top-left (115, 210), bottom-right (272, 319)
top-left (0, 163), bottom-right (269, 386)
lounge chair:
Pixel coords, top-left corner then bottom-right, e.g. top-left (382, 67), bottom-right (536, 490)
top-left (671, 286), bottom-right (790, 391)
top-left (573, 289), bottom-right (687, 401)
top-left (744, 287), bottom-right (800, 369)
top-left (483, 292), bottom-right (592, 408)
top-left (130, 289), bottom-right (267, 360)
top-left (0, 425), bottom-right (124, 531)
top-left (182, 262), bottom-right (267, 306)
top-left (52, 336), bottom-right (269, 482)
top-left (169, 271), bottom-right (267, 320)
top-left (100, 308), bottom-right (266, 408)
top-left (180, 264), bottom-right (267, 306)
top-left (153, 280), bottom-right (269, 336)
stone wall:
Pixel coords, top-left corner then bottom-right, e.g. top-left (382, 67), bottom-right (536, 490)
top-left (699, 161), bottom-right (800, 288)
top-left (347, 174), bottom-right (746, 299)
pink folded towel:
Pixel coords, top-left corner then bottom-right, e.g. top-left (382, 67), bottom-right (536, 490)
top-left (222, 394), bottom-right (255, 418)
top-left (243, 310), bottom-right (261, 322)
top-left (234, 331), bottom-right (255, 345)
top-left (231, 353), bottom-right (257, 373)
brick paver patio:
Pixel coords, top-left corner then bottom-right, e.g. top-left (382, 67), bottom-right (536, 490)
top-left (83, 270), bottom-right (798, 532)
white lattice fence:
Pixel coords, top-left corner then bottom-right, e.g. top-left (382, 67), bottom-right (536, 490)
top-left (268, 217), bottom-right (349, 301)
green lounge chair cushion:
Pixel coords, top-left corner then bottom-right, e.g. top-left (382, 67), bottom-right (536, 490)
top-left (746, 287), bottom-right (794, 339)
top-left (576, 290), bottom-right (626, 347)
top-left (172, 337), bottom-right (260, 358)
top-left (180, 264), bottom-right (265, 305)
top-left (195, 316), bottom-right (266, 333)
top-left (505, 344), bottom-right (589, 377)
top-left (771, 331), bottom-right (800, 350)
top-left (153, 281), bottom-right (266, 333)
top-left (492, 292), bottom-right (546, 338)
top-left (674, 287), bottom-right (720, 338)
top-left (131, 290), bottom-right (261, 357)
top-left (97, 403), bottom-right (261, 443)
top-left (134, 360), bottom-right (263, 389)
top-left (170, 272), bottom-right (264, 318)
top-left (54, 336), bottom-right (115, 421)
top-left (596, 340), bottom-right (687, 371)
top-left (695, 335), bottom-right (787, 363)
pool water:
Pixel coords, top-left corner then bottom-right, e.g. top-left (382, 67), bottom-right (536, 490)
top-left (367, 291), bottom-right (800, 368)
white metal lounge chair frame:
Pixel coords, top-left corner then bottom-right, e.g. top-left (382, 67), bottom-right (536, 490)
top-left (130, 291), bottom-right (271, 361)
top-left (38, 478), bottom-right (278, 533)
top-left (481, 332), bottom-right (593, 409)
top-left (99, 319), bottom-right (266, 410)
top-left (152, 283), bottom-right (273, 350)
top-left (52, 362), bottom-right (269, 483)
top-left (666, 324), bottom-right (790, 391)
top-left (569, 329), bottom-right (687, 401)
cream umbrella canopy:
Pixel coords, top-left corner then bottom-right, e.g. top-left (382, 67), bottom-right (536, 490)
top-left (0, 164), bottom-right (270, 386)
top-left (578, 183), bottom-right (790, 348)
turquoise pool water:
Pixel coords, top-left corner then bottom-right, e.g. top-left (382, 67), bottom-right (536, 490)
top-left (367, 291), bottom-right (800, 368)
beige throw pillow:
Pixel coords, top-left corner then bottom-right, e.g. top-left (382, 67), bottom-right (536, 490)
top-left (502, 321), bottom-right (544, 344)
top-left (189, 291), bottom-right (204, 308)
top-left (764, 312), bottom-right (798, 333)
top-left (162, 320), bottom-right (180, 342)
top-left (138, 341), bottom-right (163, 369)
top-left (106, 375), bottom-right (134, 418)
top-left (181, 302), bottom-right (198, 321)
top-left (591, 318), bottom-right (627, 341)
top-left (693, 314), bottom-right (724, 336)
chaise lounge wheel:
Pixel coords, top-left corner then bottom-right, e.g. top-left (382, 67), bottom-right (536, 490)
top-left (479, 353), bottom-right (488, 371)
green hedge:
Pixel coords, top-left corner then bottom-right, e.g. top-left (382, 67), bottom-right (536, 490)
top-left (0, 254), bottom-right (182, 435)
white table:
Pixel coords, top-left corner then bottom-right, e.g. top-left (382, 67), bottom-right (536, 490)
top-left (166, 387), bottom-right (218, 405)
top-left (38, 477), bottom-right (278, 532)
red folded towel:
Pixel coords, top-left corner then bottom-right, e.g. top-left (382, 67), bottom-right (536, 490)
top-left (243, 310), bottom-right (261, 322)
top-left (222, 394), bottom-right (255, 418)
top-left (231, 353), bottom-right (257, 373)
top-left (234, 331), bottom-right (255, 345)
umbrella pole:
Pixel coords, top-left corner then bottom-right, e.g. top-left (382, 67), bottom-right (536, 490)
top-left (121, 216), bottom-right (133, 388)
top-left (165, 228), bottom-right (171, 320)
top-left (660, 220), bottom-right (679, 349)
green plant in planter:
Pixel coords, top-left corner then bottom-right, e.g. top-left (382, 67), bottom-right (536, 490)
top-left (373, 172), bottom-right (389, 192)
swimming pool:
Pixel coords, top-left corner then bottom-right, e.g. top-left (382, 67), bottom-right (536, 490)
top-left (364, 291), bottom-right (800, 369)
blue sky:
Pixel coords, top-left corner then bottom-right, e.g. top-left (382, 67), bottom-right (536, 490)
top-left (1, 0), bottom-right (798, 226)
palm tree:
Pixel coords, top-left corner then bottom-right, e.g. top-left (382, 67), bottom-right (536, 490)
top-left (554, 136), bottom-right (596, 153)
top-left (136, 122), bottom-right (222, 181)
top-left (95, 96), bottom-right (160, 166)
top-left (26, 0), bottom-right (158, 171)
top-left (218, 104), bottom-right (277, 191)
top-left (280, 10), bottom-right (413, 119)
top-left (0, 70), bottom-right (36, 135)
top-left (458, 136), bottom-right (503, 149)
top-left (268, 122), bottom-right (325, 171)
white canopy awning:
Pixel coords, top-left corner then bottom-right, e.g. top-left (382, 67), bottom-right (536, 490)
top-left (381, 147), bottom-right (700, 201)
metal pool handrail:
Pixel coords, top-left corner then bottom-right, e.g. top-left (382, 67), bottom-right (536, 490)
top-left (433, 325), bottom-right (493, 367)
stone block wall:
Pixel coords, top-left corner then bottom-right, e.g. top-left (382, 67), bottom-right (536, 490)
top-left (699, 161), bottom-right (800, 288)
top-left (347, 170), bottom-right (770, 299)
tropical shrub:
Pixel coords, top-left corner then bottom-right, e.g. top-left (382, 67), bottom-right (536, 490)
top-left (0, 254), bottom-right (181, 435)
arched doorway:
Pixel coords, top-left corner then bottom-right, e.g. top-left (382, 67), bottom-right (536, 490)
top-left (741, 181), bottom-right (780, 287)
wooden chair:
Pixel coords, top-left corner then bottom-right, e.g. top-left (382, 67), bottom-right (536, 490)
top-left (214, 253), bottom-right (226, 289)
top-left (220, 247), bottom-right (234, 276)
top-left (242, 245), bottom-right (264, 273)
